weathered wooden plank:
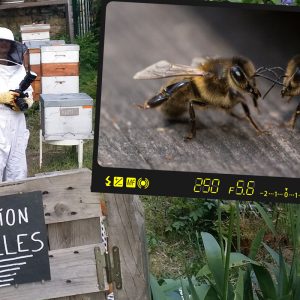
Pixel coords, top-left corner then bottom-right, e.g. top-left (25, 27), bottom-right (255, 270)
top-left (0, 0), bottom-right (67, 10)
top-left (53, 295), bottom-right (106, 300)
top-left (0, 244), bottom-right (106, 300)
top-left (46, 177), bottom-right (105, 300)
top-left (0, 169), bottom-right (101, 224)
top-left (105, 194), bottom-right (150, 300)
top-left (97, 3), bottom-right (300, 178)
top-left (48, 218), bottom-right (101, 250)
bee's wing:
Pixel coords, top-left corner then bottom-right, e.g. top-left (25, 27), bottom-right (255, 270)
top-left (133, 60), bottom-right (210, 79)
top-left (191, 57), bottom-right (211, 67)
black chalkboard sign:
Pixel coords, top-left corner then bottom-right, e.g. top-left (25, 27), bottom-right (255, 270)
top-left (0, 191), bottom-right (51, 287)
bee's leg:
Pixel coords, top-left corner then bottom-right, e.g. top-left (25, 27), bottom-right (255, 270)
top-left (288, 103), bottom-right (300, 129)
top-left (138, 80), bottom-right (190, 109)
top-left (228, 111), bottom-right (244, 120)
top-left (241, 102), bottom-right (263, 133)
top-left (252, 97), bottom-right (260, 114)
top-left (185, 99), bottom-right (207, 141)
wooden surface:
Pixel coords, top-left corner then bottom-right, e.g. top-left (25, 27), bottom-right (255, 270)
top-left (98, 3), bottom-right (300, 177)
top-left (42, 63), bottom-right (79, 76)
top-left (105, 194), bottom-right (150, 300)
top-left (0, 169), bottom-right (106, 300)
top-left (0, 0), bottom-right (67, 10)
top-left (0, 168), bottom-right (101, 224)
top-left (0, 244), bottom-right (105, 300)
top-left (48, 218), bottom-right (101, 250)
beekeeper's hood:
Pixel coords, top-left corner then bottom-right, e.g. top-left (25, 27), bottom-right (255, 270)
top-left (0, 27), bottom-right (27, 65)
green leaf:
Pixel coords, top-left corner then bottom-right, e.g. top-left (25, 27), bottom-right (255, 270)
top-left (243, 269), bottom-right (254, 300)
top-left (278, 250), bottom-right (290, 297)
top-left (193, 284), bottom-right (211, 300)
top-left (263, 243), bottom-right (280, 266)
top-left (292, 275), bottom-right (300, 299)
top-left (204, 286), bottom-right (220, 300)
top-left (160, 279), bottom-right (181, 293)
top-left (181, 278), bottom-right (190, 300)
top-left (234, 270), bottom-right (245, 300)
top-left (252, 264), bottom-right (277, 300)
top-left (150, 274), bottom-right (169, 300)
top-left (254, 202), bottom-right (277, 236)
top-left (188, 277), bottom-right (200, 300)
top-left (201, 232), bottom-right (225, 295)
top-left (197, 253), bottom-right (259, 277)
top-left (249, 228), bottom-right (265, 260)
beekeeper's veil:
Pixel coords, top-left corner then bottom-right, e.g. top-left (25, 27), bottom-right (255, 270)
top-left (0, 27), bottom-right (27, 65)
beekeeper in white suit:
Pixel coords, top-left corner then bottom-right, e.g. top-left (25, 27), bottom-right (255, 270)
top-left (0, 27), bottom-right (34, 182)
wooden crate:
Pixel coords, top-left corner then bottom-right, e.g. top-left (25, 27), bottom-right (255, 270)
top-left (21, 24), bottom-right (50, 43)
top-left (41, 63), bottom-right (79, 77)
top-left (41, 45), bottom-right (80, 94)
top-left (0, 169), bottom-right (107, 300)
top-left (32, 78), bottom-right (41, 101)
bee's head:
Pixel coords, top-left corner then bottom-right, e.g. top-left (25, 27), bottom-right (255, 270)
top-left (281, 83), bottom-right (293, 97)
top-left (229, 57), bottom-right (261, 101)
top-left (281, 59), bottom-right (300, 98)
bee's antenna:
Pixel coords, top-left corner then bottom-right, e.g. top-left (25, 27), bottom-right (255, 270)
top-left (268, 66), bottom-right (285, 72)
top-left (254, 73), bottom-right (284, 86)
top-left (263, 75), bottom-right (286, 99)
top-left (255, 66), bottom-right (285, 80)
top-left (255, 66), bottom-right (284, 78)
top-left (254, 66), bottom-right (286, 98)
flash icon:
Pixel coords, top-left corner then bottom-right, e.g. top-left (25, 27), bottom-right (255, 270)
top-left (105, 176), bottom-right (112, 187)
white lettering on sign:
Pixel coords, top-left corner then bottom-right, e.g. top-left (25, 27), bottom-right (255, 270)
top-left (0, 207), bottom-right (29, 227)
top-left (0, 191), bottom-right (50, 288)
top-left (0, 232), bottom-right (44, 256)
top-left (31, 232), bottom-right (44, 253)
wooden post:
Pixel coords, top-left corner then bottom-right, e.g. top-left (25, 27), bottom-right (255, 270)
top-left (105, 193), bottom-right (151, 300)
top-left (67, 0), bottom-right (75, 42)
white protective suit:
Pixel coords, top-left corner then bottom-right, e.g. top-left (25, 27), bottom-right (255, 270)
top-left (0, 63), bottom-right (33, 182)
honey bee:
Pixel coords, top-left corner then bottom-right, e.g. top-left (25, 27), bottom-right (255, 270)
top-left (281, 55), bottom-right (300, 128)
top-left (134, 56), bottom-right (269, 140)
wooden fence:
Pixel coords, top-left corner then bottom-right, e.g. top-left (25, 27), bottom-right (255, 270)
top-left (0, 169), bottom-right (107, 300)
top-left (0, 169), bottom-right (150, 300)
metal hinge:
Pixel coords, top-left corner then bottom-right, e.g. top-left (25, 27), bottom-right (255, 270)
top-left (94, 246), bottom-right (107, 290)
top-left (104, 246), bottom-right (122, 289)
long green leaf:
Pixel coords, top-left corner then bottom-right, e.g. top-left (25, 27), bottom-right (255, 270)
top-left (224, 204), bottom-right (235, 300)
top-left (201, 232), bottom-right (225, 296)
top-left (234, 270), bottom-right (245, 300)
top-left (188, 277), bottom-right (200, 300)
top-left (217, 200), bottom-right (225, 261)
top-left (198, 252), bottom-right (259, 277)
top-left (202, 286), bottom-right (220, 300)
top-left (181, 278), bottom-right (190, 300)
top-left (249, 228), bottom-right (265, 260)
top-left (252, 264), bottom-right (277, 300)
top-left (243, 269), bottom-right (254, 300)
top-left (263, 242), bottom-right (280, 266)
top-left (150, 274), bottom-right (169, 300)
top-left (278, 249), bottom-right (289, 298)
top-left (193, 284), bottom-right (211, 300)
top-left (244, 228), bottom-right (266, 300)
top-left (292, 274), bottom-right (300, 299)
top-left (160, 279), bottom-right (181, 293)
top-left (254, 202), bottom-right (277, 236)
